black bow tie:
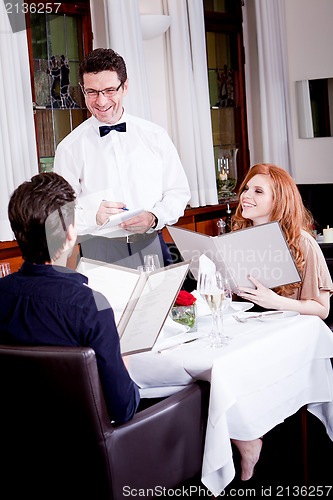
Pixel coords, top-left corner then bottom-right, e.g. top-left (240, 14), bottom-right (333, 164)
top-left (99, 123), bottom-right (126, 136)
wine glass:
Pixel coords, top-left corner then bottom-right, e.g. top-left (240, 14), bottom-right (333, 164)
top-left (198, 271), bottom-right (230, 348)
top-left (221, 276), bottom-right (232, 313)
top-left (0, 262), bottom-right (11, 277)
top-left (143, 254), bottom-right (161, 271)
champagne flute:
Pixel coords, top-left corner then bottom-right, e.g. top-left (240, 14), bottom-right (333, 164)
top-left (199, 271), bottom-right (229, 347)
top-left (198, 272), bottom-right (215, 340)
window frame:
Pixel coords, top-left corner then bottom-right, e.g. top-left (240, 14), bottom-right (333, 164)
top-left (25, 0), bottom-right (93, 171)
top-left (204, 2), bottom-right (249, 194)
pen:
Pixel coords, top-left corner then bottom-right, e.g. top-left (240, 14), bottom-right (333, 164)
top-left (102, 200), bottom-right (129, 211)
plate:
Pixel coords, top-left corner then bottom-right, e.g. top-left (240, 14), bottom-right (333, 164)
top-left (258, 310), bottom-right (300, 322)
top-left (225, 301), bottom-right (254, 315)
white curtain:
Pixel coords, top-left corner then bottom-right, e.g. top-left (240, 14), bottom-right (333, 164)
top-left (295, 80), bottom-right (314, 139)
top-left (247, 0), bottom-right (295, 174)
top-left (102, 0), bottom-right (151, 120)
top-left (162, 0), bottom-right (218, 207)
top-left (0, 7), bottom-right (38, 241)
top-left (101, 0), bottom-right (217, 207)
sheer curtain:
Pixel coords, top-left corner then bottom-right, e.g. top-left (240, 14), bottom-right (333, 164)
top-left (101, 0), bottom-right (218, 207)
top-left (244, 0), bottom-right (294, 174)
top-left (0, 8), bottom-right (38, 241)
top-left (295, 80), bottom-right (314, 139)
top-left (162, 0), bottom-right (218, 207)
top-left (102, 0), bottom-right (151, 120)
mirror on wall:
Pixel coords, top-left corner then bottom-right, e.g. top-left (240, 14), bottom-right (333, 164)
top-left (295, 77), bottom-right (333, 138)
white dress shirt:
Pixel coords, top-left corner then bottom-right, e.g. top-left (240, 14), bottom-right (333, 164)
top-left (54, 112), bottom-right (190, 231)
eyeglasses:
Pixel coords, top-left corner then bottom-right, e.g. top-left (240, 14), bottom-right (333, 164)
top-left (81, 82), bottom-right (123, 99)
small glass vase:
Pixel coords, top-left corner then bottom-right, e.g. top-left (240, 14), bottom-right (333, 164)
top-left (171, 304), bottom-right (196, 331)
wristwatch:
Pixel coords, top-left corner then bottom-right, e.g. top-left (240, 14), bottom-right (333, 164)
top-left (151, 214), bottom-right (158, 229)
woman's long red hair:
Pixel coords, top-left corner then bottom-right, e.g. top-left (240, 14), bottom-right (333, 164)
top-left (233, 164), bottom-right (314, 295)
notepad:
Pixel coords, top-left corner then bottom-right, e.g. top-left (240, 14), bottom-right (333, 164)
top-left (76, 207), bottom-right (143, 237)
top-left (167, 222), bottom-right (301, 293)
top-left (76, 258), bottom-right (190, 355)
top-left (97, 207), bottom-right (144, 230)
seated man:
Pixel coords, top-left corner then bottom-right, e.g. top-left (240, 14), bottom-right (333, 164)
top-left (0, 172), bottom-right (139, 424)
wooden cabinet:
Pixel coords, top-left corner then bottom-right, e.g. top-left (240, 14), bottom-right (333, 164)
top-left (162, 201), bottom-right (237, 243)
top-left (0, 241), bottom-right (24, 273)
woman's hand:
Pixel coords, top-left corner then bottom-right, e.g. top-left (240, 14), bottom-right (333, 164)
top-left (238, 277), bottom-right (330, 320)
top-left (237, 275), bottom-right (283, 310)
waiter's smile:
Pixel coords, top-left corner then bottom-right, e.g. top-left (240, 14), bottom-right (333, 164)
top-left (83, 70), bottom-right (128, 125)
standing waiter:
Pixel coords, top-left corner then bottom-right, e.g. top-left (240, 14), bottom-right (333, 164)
top-left (54, 48), bottom-right (190, 268)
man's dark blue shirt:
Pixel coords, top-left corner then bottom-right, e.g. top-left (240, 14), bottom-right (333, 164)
top-left (0, 261), bottom-right (140, 424)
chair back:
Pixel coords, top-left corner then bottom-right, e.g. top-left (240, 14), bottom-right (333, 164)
top-left (0, 344), bottom-right (114, 499)
top-left (0, 343), bottom-right (209, 499)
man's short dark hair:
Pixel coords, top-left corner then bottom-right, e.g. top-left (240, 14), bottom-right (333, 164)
top-left (78, 48), bottom-right (127, 86)
top-left (8, 172), bottom-right (76, 264)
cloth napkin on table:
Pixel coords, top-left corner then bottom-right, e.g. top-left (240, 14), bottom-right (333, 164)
top-left (197, 254), bottom-right (216, 278)
top-left (159, 316), bottom-right (189, 339)
top-left (191, 289), bottom-right (211, 316)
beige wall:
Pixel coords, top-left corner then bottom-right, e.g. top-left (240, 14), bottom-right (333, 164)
top-left (284, 0), bottom-right (333, 183)
top-left (90, 0), bottom-right (333, 184)
top-left (90, 0), bottom-right (171, 132)
top-left (139, 0), bottom-right (170, 132)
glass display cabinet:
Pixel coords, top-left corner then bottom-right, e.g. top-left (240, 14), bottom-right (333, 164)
top-left (25, 0), bottom-right (92, 172)
top-left (204, 0), bottom-right (249, 202)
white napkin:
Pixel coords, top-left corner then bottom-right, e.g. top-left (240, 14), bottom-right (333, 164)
top-left (159, 316), bottom-right (189, 339)
top-left (191, 289), bottom-right (211, 316)
top-left (197, 254), bottom-right (220, 294)
top-left (197, 254), bottom-right (216, 277)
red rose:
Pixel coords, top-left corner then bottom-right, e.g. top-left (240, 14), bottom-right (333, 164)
top-left (174, 290), bottom-right (197, 306)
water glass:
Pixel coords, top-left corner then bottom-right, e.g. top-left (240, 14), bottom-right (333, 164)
top-left (143, 254), bottom-right (161, 271)
top-left (0, 262), bottom-right (11, 277)
top-left (137, 264), bottom-right (154, 273)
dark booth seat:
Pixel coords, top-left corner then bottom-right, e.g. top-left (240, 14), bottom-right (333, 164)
top-left (325, 256), bottom-right (333, 330)
top-left (0, 344), bottom-right (209, 500)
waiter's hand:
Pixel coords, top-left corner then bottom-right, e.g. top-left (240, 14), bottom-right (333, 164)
top-left (96, 201), bottom-right (127, 225)
top-left (121, 211), bottom-right (156, 234)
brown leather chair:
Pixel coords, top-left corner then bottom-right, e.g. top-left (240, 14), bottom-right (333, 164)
top-left (0, 344), bottom-right (209, 500)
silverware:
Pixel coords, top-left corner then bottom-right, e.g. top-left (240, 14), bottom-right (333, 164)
top-left (233, 311), bottom-right (284, 323)
top-left (158, 337), bottom-right (199, 354)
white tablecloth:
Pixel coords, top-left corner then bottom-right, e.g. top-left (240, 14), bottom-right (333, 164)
top-left (129, 311), bottom-right (333, 496)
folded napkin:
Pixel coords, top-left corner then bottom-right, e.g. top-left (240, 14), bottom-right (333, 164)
top-left (159, 316), bottom-right (189, 339)
top-left (197, 254), bottom-right (221, 294)
top-left (191, 289), bottom-right (211, 316)
top-left (197, 254), bottom-right (216, 277)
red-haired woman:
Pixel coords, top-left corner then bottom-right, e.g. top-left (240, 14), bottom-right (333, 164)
top-left (233, 163), bottom-right (332, 319)
top-left (231, 164), bottom-right (333, 481)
